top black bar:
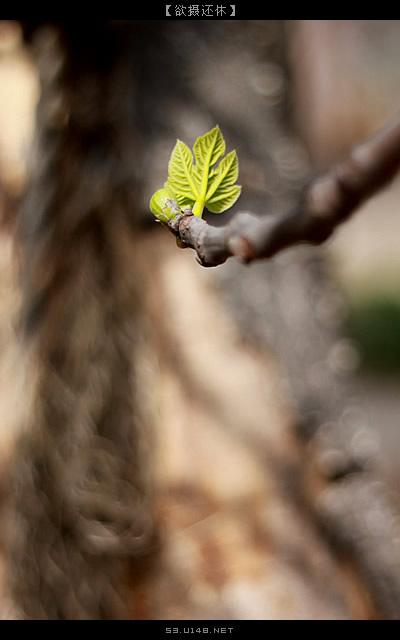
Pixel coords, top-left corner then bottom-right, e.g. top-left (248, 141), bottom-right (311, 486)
top-left (3, 3), bottom-right (400, 20)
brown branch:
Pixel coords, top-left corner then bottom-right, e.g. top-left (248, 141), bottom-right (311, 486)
top-left (166, 114), bottom-right (400, 267)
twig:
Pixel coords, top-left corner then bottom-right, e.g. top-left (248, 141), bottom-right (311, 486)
top-left (165, 115), bottom-right (400, 267)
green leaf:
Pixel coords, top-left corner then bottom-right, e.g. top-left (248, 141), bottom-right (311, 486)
top-left (149, 188), bottom-right (181, 223)
top-left (167, 140), bottom-right (199, 203)
top-left (206, 150), bottom-right (239, 200)
top-left (150, 125), bottom-right (241, 219)
top-left (163, 181), bottom-right (194, 209)
top-left (206, 185), bottom-right (242, 213)
top-left (193, 125), bottom-right (226, 185)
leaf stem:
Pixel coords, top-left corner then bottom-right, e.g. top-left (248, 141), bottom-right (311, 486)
top-left (192, 200), bottom-right (204, 217)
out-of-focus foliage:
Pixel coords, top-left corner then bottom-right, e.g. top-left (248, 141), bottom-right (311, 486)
top-left (346, 294), bottom-right (400, 375)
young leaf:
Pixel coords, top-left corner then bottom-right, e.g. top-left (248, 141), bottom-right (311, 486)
top-left (150, 125), bottom-right (241, 220)
top-left (167, 140), bottom-right (199, 206)
top-left (193, 125), bottom-right (226, 186)
top-left (206, 185), bottom-right (242, 214)
top-left (206, 150), bottom-right (239, 201)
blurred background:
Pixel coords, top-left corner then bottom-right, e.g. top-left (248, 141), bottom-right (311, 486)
top-left (0, 19), bottom-right (399, 619)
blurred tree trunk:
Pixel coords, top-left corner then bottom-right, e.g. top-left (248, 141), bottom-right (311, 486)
top-left (4, 23), bottom-right (155, 619)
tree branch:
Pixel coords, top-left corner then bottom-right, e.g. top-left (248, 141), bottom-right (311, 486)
top-left (165, 115), bottom-right (400, 267)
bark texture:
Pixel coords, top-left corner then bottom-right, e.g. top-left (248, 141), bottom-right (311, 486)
top-left (5, 24), bottom-right (154, 619)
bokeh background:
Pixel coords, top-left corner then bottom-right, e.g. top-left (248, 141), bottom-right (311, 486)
top-left (0, 19), bottom-right (399, 619)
